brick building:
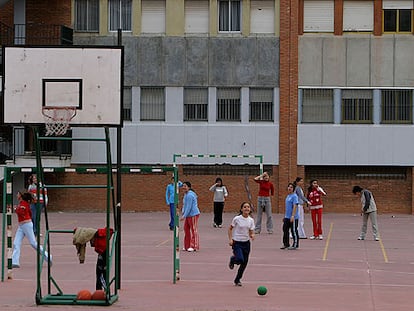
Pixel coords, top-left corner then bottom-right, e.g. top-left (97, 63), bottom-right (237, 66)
top-left (1, 0), bottom-right (413, 215)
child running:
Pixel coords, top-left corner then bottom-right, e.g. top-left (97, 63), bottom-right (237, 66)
top-left (12, 191), bottom-right (52, 268)
top-left (228, 202), bottom-right (255, 286)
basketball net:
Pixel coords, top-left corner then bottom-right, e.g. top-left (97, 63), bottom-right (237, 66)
top-left (42, 106), bottom-right (77, 136)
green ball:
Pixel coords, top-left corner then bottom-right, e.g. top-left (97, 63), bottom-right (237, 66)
top-left (257, 286), bottom-right (267, 296)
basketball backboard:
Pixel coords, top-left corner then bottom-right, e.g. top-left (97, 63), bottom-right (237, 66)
top-left (2, 46), bottom-right (123, 126)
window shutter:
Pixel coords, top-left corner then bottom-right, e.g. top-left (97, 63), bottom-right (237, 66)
top-left (303, 0), bottom-right (334, 32)
top-left (343, 1), bottom-right (373, 31)
top-left (383, 1), bottom-right (413, 9)
top-left (250, 0), bottom-right (274, 34)
top-left (185, 0), bottom-right (209, 33)
top-left (141, 0), bottom-right (165, 33)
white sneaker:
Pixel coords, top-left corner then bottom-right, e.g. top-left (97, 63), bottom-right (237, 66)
top-left (357, 236), bottom-right (364, 240)
top-left (309, 236), bottom-right (316, 240)
top-left (318, 235), bottom-right (323, 240)
top-left (187, 248), bottom-right (195, 252)
top-left (375, 237), bottom-right (380, 241)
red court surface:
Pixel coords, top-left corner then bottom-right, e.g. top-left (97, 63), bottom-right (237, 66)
top-left (1, 211), bottom-right (414, 311)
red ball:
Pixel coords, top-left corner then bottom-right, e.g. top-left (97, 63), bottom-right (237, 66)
top-left (76, 289), bottom-right (92, 300)
top-left (91, 289), bottom-right (106, 300)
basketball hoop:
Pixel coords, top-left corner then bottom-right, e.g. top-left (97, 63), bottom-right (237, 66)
top-left (42, 106), bottom-right (77, 136)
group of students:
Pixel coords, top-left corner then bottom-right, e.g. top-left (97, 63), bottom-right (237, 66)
top-left (166, 173), bottom-right (380, 287)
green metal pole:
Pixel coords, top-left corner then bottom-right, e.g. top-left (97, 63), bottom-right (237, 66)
top-left (173, 165), bottom-right (180, 283)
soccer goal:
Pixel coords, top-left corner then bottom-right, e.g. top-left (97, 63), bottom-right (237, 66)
top-left (171, 154), bottom-right (263, 283)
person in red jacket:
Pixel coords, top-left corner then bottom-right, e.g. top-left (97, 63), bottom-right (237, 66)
top-left (12, 191), bottom-right (52, 268)
top-left (253, 172), bottom-right (275, 234)
top-left (307, 180), bottom-right (327, 240)
top-left (92, 228), bottom-right (114, 290)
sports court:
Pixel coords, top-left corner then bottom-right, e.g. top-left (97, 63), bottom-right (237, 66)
top-left (1, 211), bottom-right (413, 311)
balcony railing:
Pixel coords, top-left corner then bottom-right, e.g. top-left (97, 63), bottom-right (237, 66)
top-left (0, 22), bottom-right (73, 46)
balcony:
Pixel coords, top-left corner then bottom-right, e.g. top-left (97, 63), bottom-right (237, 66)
top-left (0, 22), bottom-right (73, 46)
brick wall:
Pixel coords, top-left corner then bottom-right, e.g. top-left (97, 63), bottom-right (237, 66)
top-left (0, 0), bottom-right (14, 26)
top-left (304, 176), bottom-right (412, 214)
top-left (26, 0), bottom-right (71, 26)
top-left (279, 0), bottom-right (299, 210)
top-left (46, 167), bottom-right (280, 214)
top-left (44, 165), bottom-right (412, 214)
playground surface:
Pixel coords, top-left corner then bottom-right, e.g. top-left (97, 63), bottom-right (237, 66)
top-left (1, 211), bottom-right (414, 311)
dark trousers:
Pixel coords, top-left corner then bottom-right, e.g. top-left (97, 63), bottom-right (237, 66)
top-left (213, 202), bottom-right (224, 226)
top-left (96, 253), bottom-right (107, 290)
top-left (169, 203), bottom-right (175, 229)
top-left (230, 240), bottom-right (250, 284)
top-left (282, 218), bottom-right (299, 248)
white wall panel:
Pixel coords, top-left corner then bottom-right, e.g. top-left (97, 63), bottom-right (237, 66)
top-left (298, 124), bottom-right (414, 165)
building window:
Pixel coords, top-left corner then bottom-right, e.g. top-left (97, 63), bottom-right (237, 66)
top-left (217, 88), bottom-right (241, 121)
top-left (140, 87), bottom-right (165, 121)
top-left (142, 0), bottom-right (166, 33)
top-left (250, 0), bottom-right (274, 34)
top-left (218, 0), bottom-right (241, 32)
top-left (383, 0), bottom-right (413, 32)
top-left (184, 88), bottom-right (208, 121)
top-left (303, 0), bottom-right (334, 32)
top-left (343, 1), bottom-right (373, 32)
top-left (249, 88), bottom-right (273, 121)
top-left (185, 0), bottom-right (209, 33)
top-left (109, 0), bottom-right (132, 31)
top-left (381, 90), bottom-right (412, 123)
top-left (75, 0), bottom-right (99, 32)
top-left (123, 87), bottom-right (132, 121)
top-left (383, 9), bottom-right (412, 32)
top-left (341, 89), bottom-right (373, 123)
top-left (301, 89), bottom-right (333, 123)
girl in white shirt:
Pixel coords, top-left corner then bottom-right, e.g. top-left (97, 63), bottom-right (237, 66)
top-left (228, 202), bottom-right (255, 286)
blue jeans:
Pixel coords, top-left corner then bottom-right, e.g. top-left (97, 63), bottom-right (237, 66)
top-left (30, 203), bottom-right (44, 236)
top-left (12, 221), bottom-right (50, 266)
top-left (169, 203), bottom-right (175, 229)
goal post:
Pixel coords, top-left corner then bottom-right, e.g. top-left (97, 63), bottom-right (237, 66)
top-left (171, 154), bottom-right (263, 283)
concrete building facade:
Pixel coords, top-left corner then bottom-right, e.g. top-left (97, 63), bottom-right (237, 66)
top-left (1, 0), bottom-right (414, 214)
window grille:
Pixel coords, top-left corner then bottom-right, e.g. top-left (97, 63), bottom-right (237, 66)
top-left (250, 88), bottom-right (273, 121)
top-left (306, 166), bottom-right (407, 180)
top-left (140, 87), bottom-right (165, 121)
top-left (109, 0), bottom-right (132, 31)
top-left (123, 87), bottom-right (132, 121)
top-left (184, 88), bottom-right (208, 121)
top-left (381, 90), bottom-right (412, 123)
top-left (183, 164), bottom-right (273, 176)
top-left (301, 89), bottom-right (333, 123)
top-left (342, 89), bottom-right (373, 123)
top-left (218, 0), bottom-right (241, 32)
top-left (217, 88), bottom-right (241, 121)
top-left (75, 0), bottom-right (99, 32)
